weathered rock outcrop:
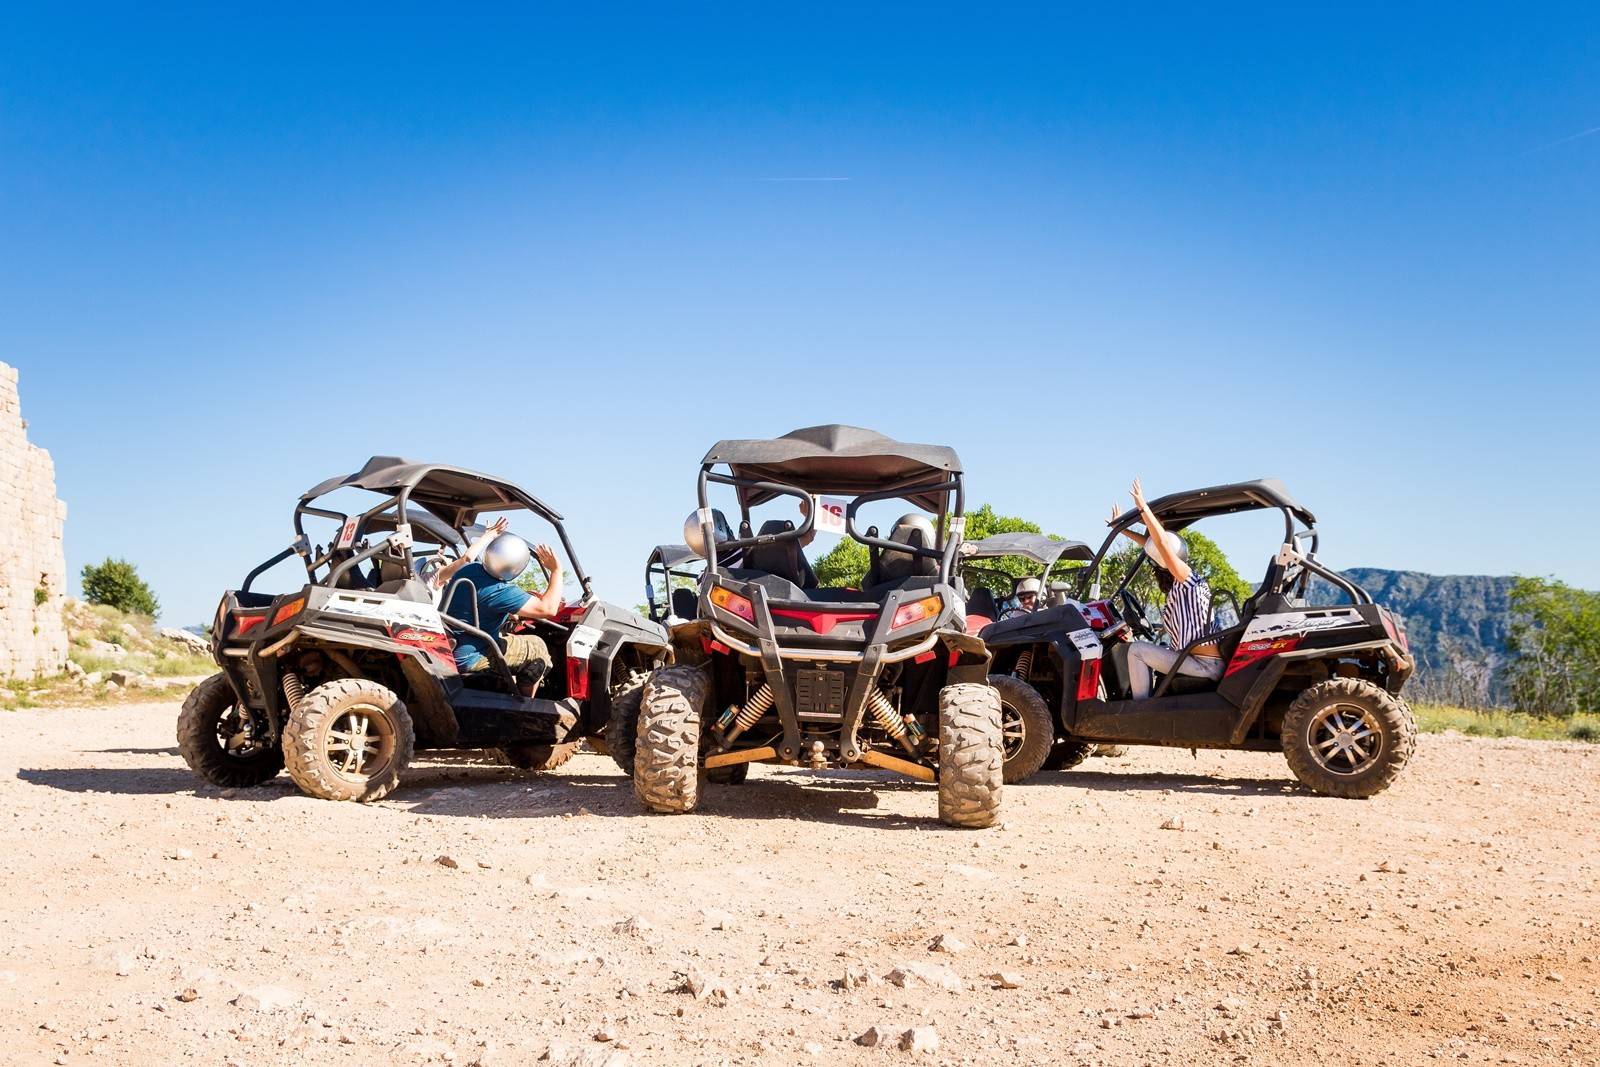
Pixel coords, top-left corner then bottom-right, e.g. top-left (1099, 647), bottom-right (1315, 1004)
top-left (0, 362), bottom-right (68, 680)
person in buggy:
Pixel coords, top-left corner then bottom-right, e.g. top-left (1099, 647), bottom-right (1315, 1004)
top-left (1000, 576), bottom-right (1042, 619)
top-left (436, 523), bottom-right (567, 694)
top-left (1111, 477), bottom-right (1225, 699)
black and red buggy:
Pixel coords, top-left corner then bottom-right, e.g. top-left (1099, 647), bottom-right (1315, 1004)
top-left (177, 457), bottom-right (669, 802)
top-left (976, 480), bottom-right (1418, 798)
top-left (622, 425), bottom-right (1006, 828)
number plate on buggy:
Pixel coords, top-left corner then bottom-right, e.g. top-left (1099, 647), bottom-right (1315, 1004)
top-left (794, 669), bottom-right (846, 720)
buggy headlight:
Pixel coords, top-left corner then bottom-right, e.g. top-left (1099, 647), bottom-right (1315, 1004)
top-left (890, 595), bottom-right (943, 631)
top-left (709, 586), bottom-right (755, 624)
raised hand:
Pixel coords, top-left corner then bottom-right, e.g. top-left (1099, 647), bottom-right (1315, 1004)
top-left (533, 543), bottom-right (560, 572)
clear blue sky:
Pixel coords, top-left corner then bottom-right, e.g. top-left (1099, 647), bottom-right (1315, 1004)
top-left (3, 8), bottom-right (1597, 624)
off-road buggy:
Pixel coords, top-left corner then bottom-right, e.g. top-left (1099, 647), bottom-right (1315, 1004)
top-left (955, 532), bottom-right (1097, 783)
top-left (178, 457), bottom-right (670, 802)
top-left (628, 425), bottom-right (1005, 828)
top-left (977, 480), bottom-right (1418, 798)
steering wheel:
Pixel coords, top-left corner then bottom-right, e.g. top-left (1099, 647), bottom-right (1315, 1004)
top-left (1118, 589), bottom-right (1155, 640)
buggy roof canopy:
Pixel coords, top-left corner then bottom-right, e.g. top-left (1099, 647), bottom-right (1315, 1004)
top-left (301, 456), bottom-right (563, 526)
top-left (1111, 478), bottom-right (1315, 531)
top-left (959, 532), bottom-right (1094, 569)
top-left (363, 505), bottom-right (464, 546)
top-left (649, 544), bottom-right (703, 570)
top-left (703, 424), bottom-right (962, 510)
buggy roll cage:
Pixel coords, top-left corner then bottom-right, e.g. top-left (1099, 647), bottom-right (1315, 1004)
top-left (644, 544), bottom-right (705, 620)
top-left (240, 458), bottom-right (594, 602)
top-left (1077, 478), bottom-right (1371, 607)
top-left (694, 467), bottom-right (967, 586)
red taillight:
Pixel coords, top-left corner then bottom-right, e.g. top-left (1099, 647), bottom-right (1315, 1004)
top-left (709, 586), bottom-right (755, 623)
top-left (234, 614), bottom-right (265, 636)
top-left (890, 595), bottom-right (943, 631)
top-left (566, 657), bottom-right (590, 700)
top-left (1076, 659), bottom-right (1103, 702)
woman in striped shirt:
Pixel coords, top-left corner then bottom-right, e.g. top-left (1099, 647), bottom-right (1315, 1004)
top-left (1112, 479), bottom-right (1225, 700)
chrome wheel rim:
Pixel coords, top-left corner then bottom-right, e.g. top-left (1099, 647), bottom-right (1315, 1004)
top-left (325, 704), bottom-right (392, 778)
top-left (1307, 703), bottom-right (1383, 776)
top-left (1000, 702), bottom-right (1027, 761)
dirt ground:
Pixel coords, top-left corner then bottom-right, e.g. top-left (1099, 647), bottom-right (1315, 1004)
top-left (2, 700), bottom-right (1596, 1066)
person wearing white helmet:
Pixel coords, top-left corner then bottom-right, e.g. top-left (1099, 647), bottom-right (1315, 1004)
top-left (1110, 477), bottom-right (1224, 700)
top-left (435, 518), bottom-right (566, 691)
top-left (1002, 576), bottom-right (1043, 619)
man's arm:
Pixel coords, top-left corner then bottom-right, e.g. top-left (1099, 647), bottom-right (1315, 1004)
top-left (1130, 478), bottom-right (1193, 584)
top-left (513, 544), bottom-right (565, 620)
top-left (431, 518), bottom-right (508, 591)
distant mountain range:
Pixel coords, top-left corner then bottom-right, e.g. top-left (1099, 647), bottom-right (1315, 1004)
top-left (1312, 568), bottom-right (1516, 706)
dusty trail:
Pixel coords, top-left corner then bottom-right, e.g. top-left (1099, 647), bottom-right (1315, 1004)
top-left (1, 700), bottom-right (1596, 1065)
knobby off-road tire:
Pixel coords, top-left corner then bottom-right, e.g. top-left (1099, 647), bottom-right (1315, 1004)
top-left (606, 682), bottom-right (646, 777)
top-left (494, 742), bottom-right (580, 771)
top-left (283, 678), bottom-right (414, 803)
top-left (1042, 738), bottom-right (1094, 771)
top-left (1281, 678), bottom-right (1416, 799)
top-left (988, 674), bottom-right (1054, 784)
top-left (634, 667), bottom-right (707, 814)
top-left (176, 673), bottom-right (284, 787)
top-left (937, 683), bottom-right (1004, 829)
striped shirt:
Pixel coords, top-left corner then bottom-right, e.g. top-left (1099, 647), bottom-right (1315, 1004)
top-left (1163, 574), bottom-right (1215, 652)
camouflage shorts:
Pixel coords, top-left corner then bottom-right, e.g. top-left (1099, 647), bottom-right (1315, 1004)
top-left (468, 633), bottom-right (552, 690)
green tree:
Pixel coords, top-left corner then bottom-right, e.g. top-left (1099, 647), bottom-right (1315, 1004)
top-left (1504, 576), bottom-right (1600, 716)
top-left (813, 538), bottom-right (870, 588)
top-left (80, 558), bottom-right (160, 617)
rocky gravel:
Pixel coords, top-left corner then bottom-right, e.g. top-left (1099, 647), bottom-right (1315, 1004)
top-left (2, 700), bottom-right (1596, 1065)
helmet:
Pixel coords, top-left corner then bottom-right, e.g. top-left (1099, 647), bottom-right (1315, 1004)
top-left (1015, 577), bottom-right (1042, 596)
top-left (888, 513), bottom-right (936, 551)
top-left (683, 508), bottom-right (734, 558)
top-left (482, 533), bottom-right (532, 581)
top-left (1143, 530), bottom-right (1189, 570)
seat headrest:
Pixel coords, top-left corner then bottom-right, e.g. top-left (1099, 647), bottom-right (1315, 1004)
top-left (741, 519), bottom-right (804, 586)
top-left (670, 586), bottom-right (698, 620)
top-left (877, 515), bottom-right (938, 584)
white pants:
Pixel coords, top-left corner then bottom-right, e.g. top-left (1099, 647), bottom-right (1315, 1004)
top-left (1127, 641), bottom-right (1225, 700)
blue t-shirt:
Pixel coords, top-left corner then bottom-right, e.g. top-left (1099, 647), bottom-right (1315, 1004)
top-left (444, 562), bottom-right (531, 670)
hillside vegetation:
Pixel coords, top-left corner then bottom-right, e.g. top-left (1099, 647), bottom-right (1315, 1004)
top-left (0, 601), bottom-right (214, 710)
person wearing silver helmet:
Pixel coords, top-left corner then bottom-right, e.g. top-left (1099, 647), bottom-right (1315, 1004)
top-left (436, 519), bottom-right (565, 692)
top-left (1109, 477), bottom-right (1223, 700)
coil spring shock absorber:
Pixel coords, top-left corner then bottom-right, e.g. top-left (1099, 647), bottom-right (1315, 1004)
top-left (715, 684), bottom-right (774, 745)
top-left (865, 688), bottom-right (925, 755)
top-left (1013, 648), bottom-right (1033, 681)
top-left (280, 670), bottom-right (306, 711)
